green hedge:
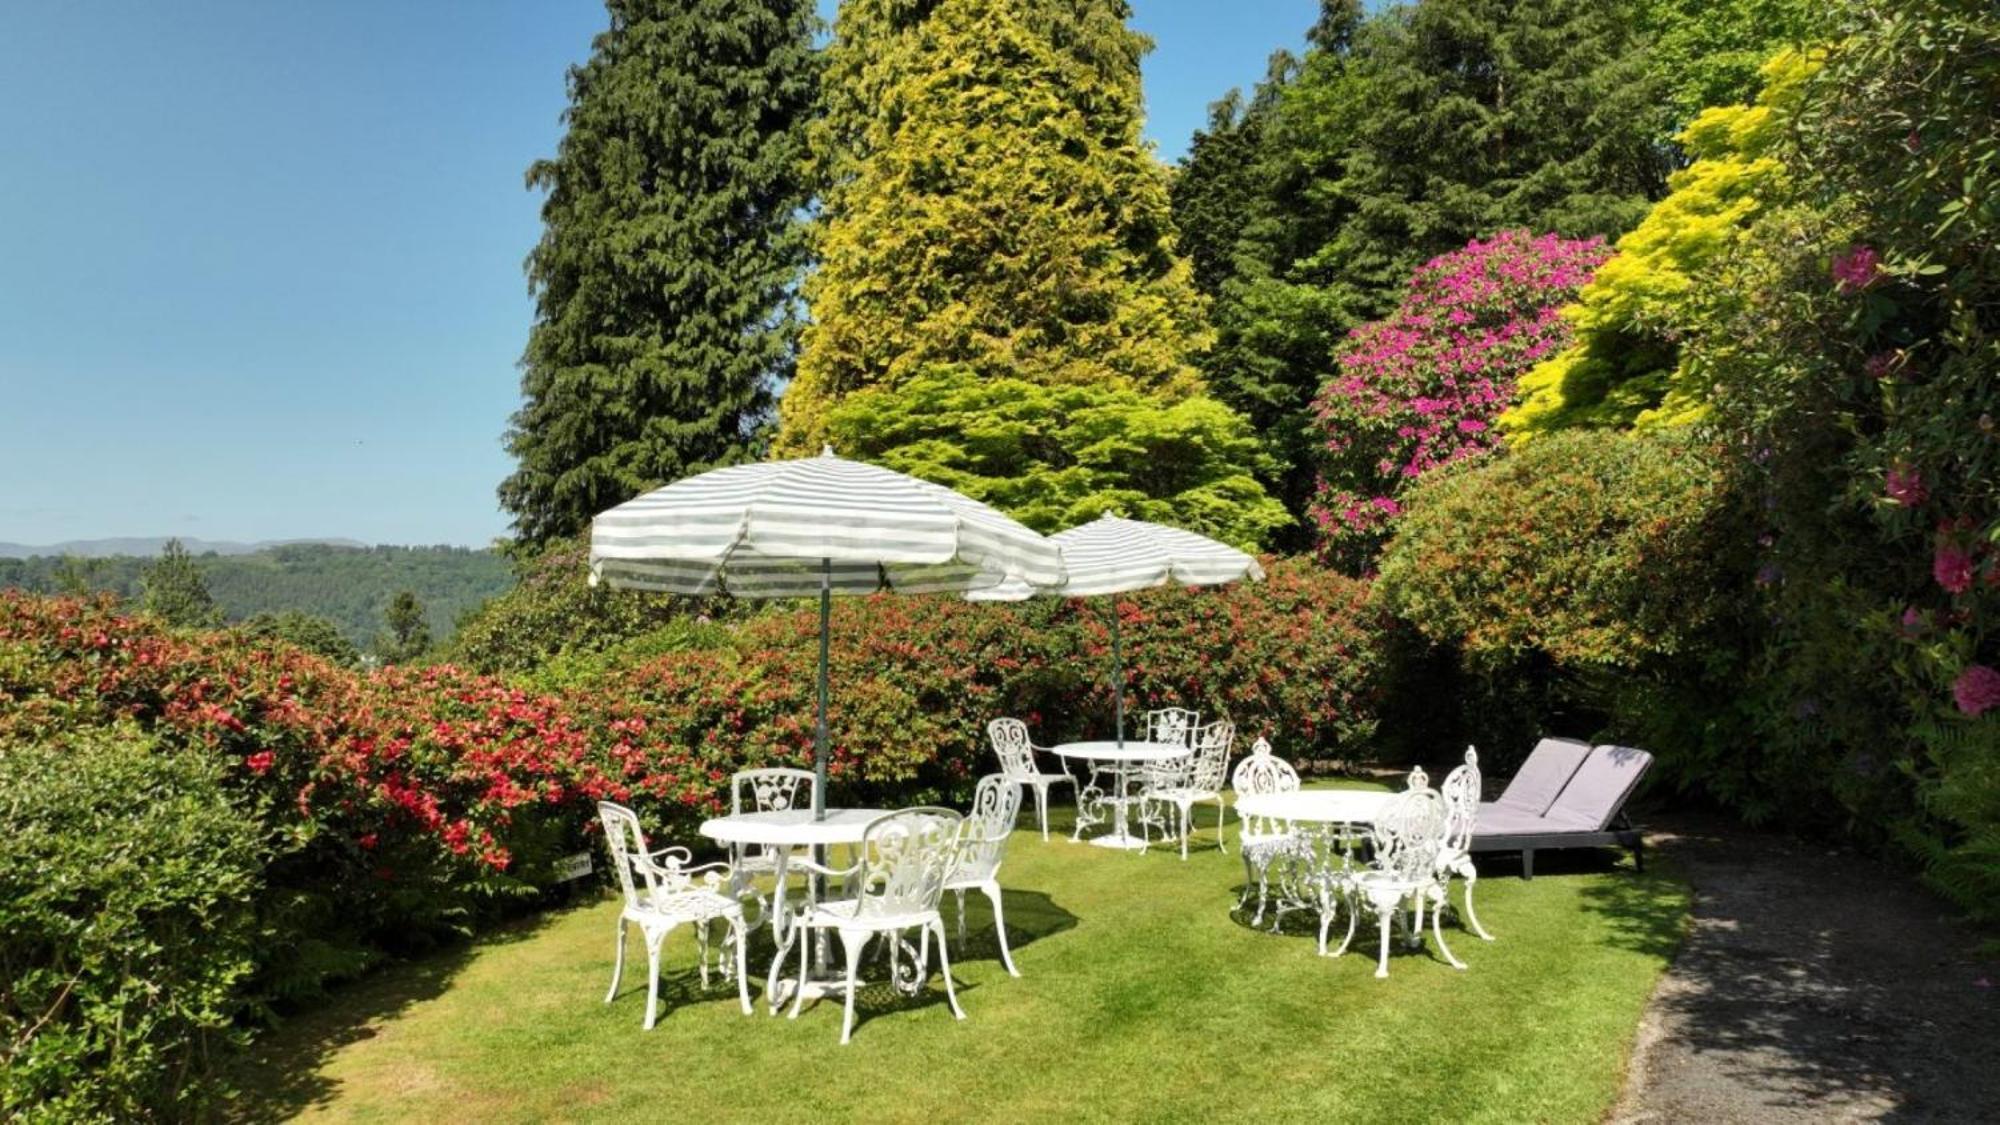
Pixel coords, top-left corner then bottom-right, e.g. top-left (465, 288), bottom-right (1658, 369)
top-left (0, 729), bottom-right (265, 1122)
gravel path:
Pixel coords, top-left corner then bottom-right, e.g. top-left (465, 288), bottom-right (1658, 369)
top-left (1611, 817), bottom-right (2000, 1123)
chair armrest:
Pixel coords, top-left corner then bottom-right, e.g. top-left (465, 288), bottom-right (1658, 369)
top-left (787, 856), bottom-right (860, 881)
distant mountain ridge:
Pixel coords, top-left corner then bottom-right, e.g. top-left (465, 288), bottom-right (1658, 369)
top-left (0, 542), bottom-right (513, 649)
top-left (0, 537), bottom-right (372, 559)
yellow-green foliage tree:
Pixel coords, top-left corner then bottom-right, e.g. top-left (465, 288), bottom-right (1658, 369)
top-left (779, 0), bottom-right (1284, 542)
top-left (1501, 50), bottom-right (1817, 437)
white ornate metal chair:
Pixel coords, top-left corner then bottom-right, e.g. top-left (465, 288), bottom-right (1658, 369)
top-left (1140, 719), bottom-right (1235, 859)
top-left (1140, 706), bottom-right (1201, 747)
top-left (1231, 736), bottom-right (1301, 924)
top-left (727, 767), bottom-right (818, 926)
top-left (596, 801), bottom-right (751, 1028)
top-left (776, 807), bottom-right (967, 1044)
top-left (1329, 770), bottom-right (1465, 978)
top-left (988, 717), bottom-right (1073, 841)
top-left (1436, 747), bottom-right (1493, 941)
top-left (944, 774), bottom-right (1024, 977)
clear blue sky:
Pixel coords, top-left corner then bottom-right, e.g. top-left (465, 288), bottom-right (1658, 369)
top-left (0, 0), bottom-right (1321, 548)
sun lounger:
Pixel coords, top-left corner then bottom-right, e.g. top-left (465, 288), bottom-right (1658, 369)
top-left (1469, 742), bottom-right (1651, 878)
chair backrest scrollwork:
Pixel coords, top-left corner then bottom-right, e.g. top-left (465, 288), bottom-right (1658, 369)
top-left (1145, 707), bottom-right (1200, 747)
top-left (854, 808), bottom-right (964, 920)
top-left (597, 801), bottom-right (699, 911)
top-left (1230, 736), bottom-right (1300, 797)
top-left (1188, 719), bottom-right (1235, 792)
top-left (988, 718), bottom-right (1037, 779)
top-left (957, 774), bottom-right (1022, 881)
top-left (732, 767), bottom-right (816, 816)
top-left (1439, 746), bottom-right (1481, 858)
top-left (1369, 786), bottom-right (1448, 885)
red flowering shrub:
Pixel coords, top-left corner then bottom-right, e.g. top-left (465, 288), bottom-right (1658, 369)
top-left (591, 560), bottom-right (1383, 837)
top-left (1308, 230), bottom-right (1608, 569)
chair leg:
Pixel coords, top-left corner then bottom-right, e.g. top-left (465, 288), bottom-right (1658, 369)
top-left (1214, 796), bottom-right (1228, 854)
top-left (983, 882), bottom-right (1019, 977)
top-left (1035, 785), bottom-right (1050, 842)
top-left (1375, 912), bottom-right (1393, 979)
top-left (732, 917), bottom-right (753, 1013)
top-left (837, 929), bottom-right (868, 1045)
top-left (931, 919), bottom-right (966, 1021)
top-left (1432, 894), bottom-right (1466, 970)
top-left (1179, 802), bottom-right (1191, 861)
top-left (954, 888), bottom-right (968, 942)
top-left (606, 917), bottom-right (628, 1003)
top-left (1333, 902), bottom-right (1360, 957)
top-left (1462, 873), bottom-right (1494, 941)
top-left (696, 918), bottom-right (711, 990)
top-left (643, 930), bottom-right (666, 1030)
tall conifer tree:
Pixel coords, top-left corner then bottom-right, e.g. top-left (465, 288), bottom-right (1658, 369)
top-left (499, 0), bottom-right (816, 544)
top-left (779, 0), bottom-right (1285, 545)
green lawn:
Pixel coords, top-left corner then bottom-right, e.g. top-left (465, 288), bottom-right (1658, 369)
top-left (231, 785), bottom-right (1686, 1123)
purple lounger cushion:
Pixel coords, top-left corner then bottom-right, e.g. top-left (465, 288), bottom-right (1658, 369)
top-left (1478, 737), bottom-right (1592, 820)
top-left (1545, 745), bottom-right (1652, 831)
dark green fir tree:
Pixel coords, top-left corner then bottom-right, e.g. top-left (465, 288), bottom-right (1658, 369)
top-left (499, 0), bottom-right (817, 544)
top-left (140, 538), bottom-right (221, 628)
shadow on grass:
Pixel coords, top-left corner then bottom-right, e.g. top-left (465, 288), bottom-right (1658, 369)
top-left (224, 904), bottom-right (575, 1124)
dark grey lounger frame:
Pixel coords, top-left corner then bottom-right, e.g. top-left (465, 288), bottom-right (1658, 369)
top-left (1468, 815), bottom-right (1644, 878)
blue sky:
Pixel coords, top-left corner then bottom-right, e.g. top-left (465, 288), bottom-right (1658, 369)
top-left (0, 1), bottom-right (1321, 548)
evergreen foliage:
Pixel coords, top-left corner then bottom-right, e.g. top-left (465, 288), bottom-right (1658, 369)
top-left (777, 0), bottom-right (1282, 540)
top-left (1174, 0), bottom-right (1668, 538)
top-left (239, 611), bottom-right (362, 667)
top-left (822, 370), bottom-right (1290, 549)
top-left (499, 0), bottom-right (817, 545)
top-left (378, 591), bottom-right (433, 664)
top-left (0, 544), bottom-right (511, 650)
top-left (139, 538), bottom-right (221, 628)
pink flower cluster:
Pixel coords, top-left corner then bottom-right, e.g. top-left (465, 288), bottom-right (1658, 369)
top-left (1886, 464), bottom-right (1928, 507)
top-left (1308, 230), bottom-right (1609, 564)
top-left (1953, 665), bottom-right (2000, 718)
top-left (1832, 244), bottom-right (1882, 294)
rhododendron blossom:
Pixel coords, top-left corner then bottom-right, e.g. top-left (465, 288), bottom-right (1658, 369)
top-left (1831, 244), bottom-right (1882, 293)
top-left (1309, 230), bottom-right (1609, 566)
top-left (1934, 536), bottom-right (1975, 594)
top-left (1952, 664), bottom-right (2000, 717)
top-left (1885, 464), bottom-right (1928, 506)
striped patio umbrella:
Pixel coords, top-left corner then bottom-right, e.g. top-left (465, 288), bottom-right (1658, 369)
top-left (971, 515), bottom-right (1264, 744)
top-left (589, 447), bottom-right (1063, 816)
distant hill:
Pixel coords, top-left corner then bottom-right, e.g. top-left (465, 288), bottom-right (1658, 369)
top-left (0, 543), bottom-right (514, 650)
top-left (0, 536), bottom-right (368, 559)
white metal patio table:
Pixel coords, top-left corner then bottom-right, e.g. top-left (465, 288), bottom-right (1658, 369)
top-left (1235, 789), bottom-right (1396, 935)
top-left (1047, 740), bottom-right (1191, 851)
top-left (699, 807), bottom-right (893, 1005)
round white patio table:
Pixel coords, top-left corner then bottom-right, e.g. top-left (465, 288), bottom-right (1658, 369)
top-left (1046, 740), bottom-right (1190, 851)
top-left (1233, 789), bottom-right (1394, 826)
top-left (699, 807), bottom-right (891, 1004)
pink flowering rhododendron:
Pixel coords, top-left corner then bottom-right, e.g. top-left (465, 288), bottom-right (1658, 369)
top-left (1308, 230), bottom-right (1609, 565)
top-left (1934, 536), bottom-right (1975, 594)
top-left (1832, 244), bottom-right (1882, 293)
top-left (1885, 464), bottom-right (1928, 506)
top-left (1952, 664), bottom-right (2000, 717)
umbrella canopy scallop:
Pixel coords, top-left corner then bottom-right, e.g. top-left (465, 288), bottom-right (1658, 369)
top-left (969, 514), bottom-right (1264, 601)
top-left (588, 447), bottom-right (1064, 597)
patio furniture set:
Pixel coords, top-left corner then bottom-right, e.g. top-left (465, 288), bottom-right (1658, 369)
top-left (582, 445), bottom-right (1653, 1040)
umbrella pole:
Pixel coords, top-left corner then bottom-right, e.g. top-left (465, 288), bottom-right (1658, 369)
top-left (815, 557), bottom-right (830, 820)
top-left (1111, 602), bottom-right (1125, 747)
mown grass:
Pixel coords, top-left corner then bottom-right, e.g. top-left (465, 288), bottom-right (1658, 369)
top-left (231, 782), bottom-right (1686, 1124)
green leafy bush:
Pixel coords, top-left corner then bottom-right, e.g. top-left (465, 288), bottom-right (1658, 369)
top-left (0, 729), bottom-right (265, 1122)
top-left (447, 537), bottom-right (734, 675)
top-left (1377, 430), bottom-right (1741, 667)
